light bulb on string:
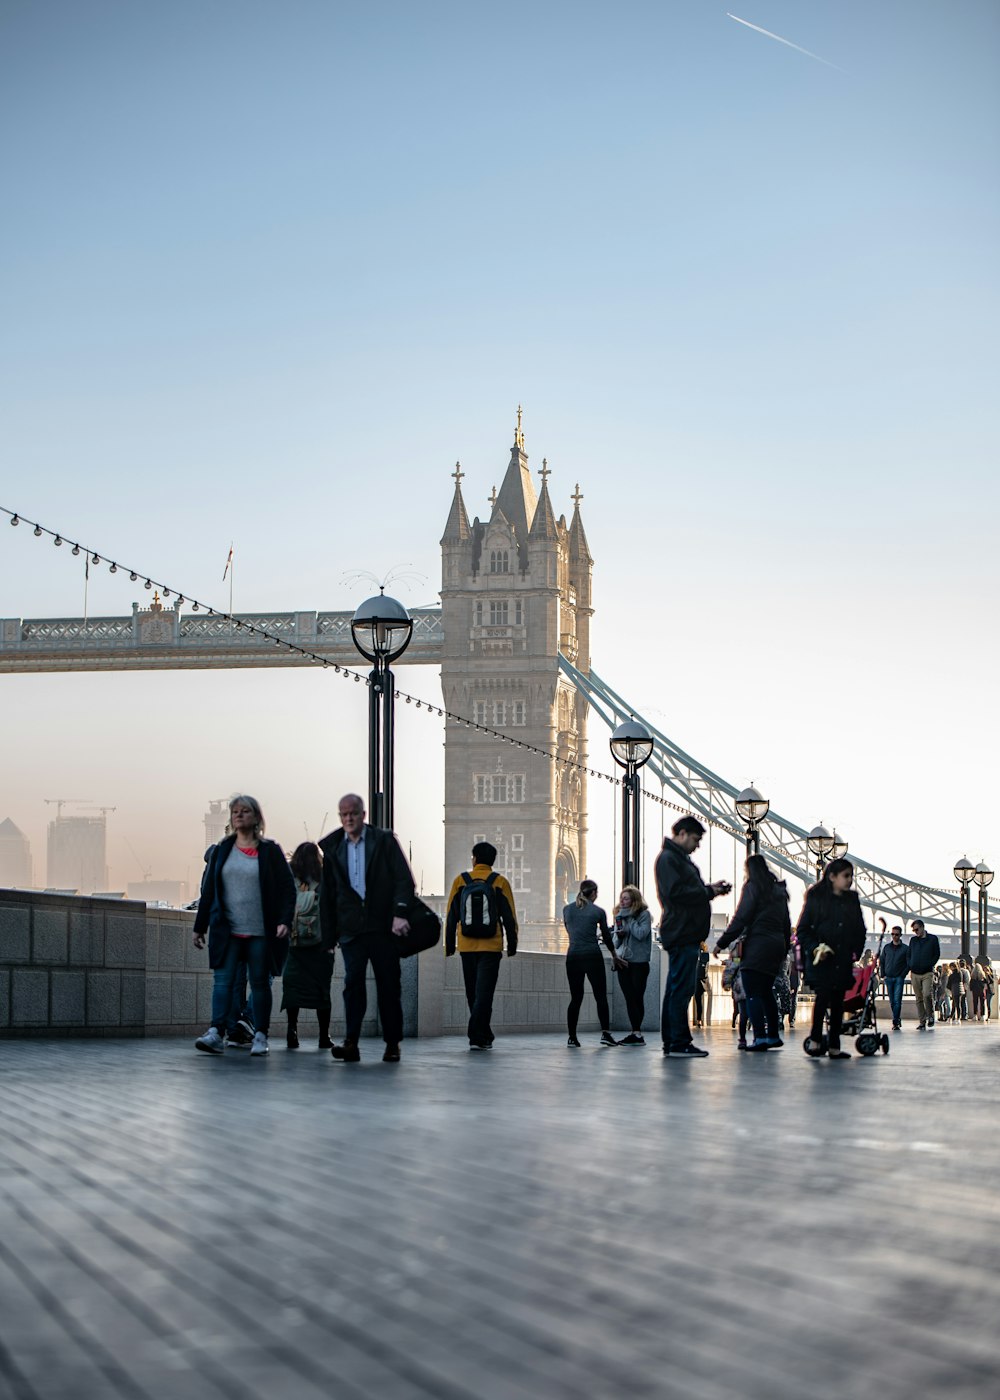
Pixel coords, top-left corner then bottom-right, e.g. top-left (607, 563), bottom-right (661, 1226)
top-left (54, 536), bottom-right (62, 547)
top-left (10, 515), bottom-right (18, 526)
top-left (91, 552), bottom-right (99, 564)
top-left (129, 571), bottom-right (137, 581)
top-left (34, 525), bottom-right (42, 536)
top-left (109, 563), bottom-right (117, 573)
top-left (192, 601), bottom-right (199, 611)
top-left (162, 588), bottom-right (170, 598)
top-left (144, 579), bottom-right (152, 590)
top-left (72, 544), bottom-right (80, 555)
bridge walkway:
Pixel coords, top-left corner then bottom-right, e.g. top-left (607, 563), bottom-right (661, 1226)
top-left (0, 1028), bottom-right (996, 1398)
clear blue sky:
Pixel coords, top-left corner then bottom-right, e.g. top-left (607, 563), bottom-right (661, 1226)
top-left (1, 1), bottom-right (997, 903)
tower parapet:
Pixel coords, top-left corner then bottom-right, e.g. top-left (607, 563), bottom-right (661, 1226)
top-left (439, 415), bottom-right (593, 949)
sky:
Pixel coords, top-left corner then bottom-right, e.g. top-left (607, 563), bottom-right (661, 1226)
top-left (1, 0), bottom-right (998, 912)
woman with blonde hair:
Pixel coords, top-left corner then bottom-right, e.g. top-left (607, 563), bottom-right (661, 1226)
top-left (193, 794), bottom-right (295, 1057)
top-left (612, 885), bottom-right (652, 1045)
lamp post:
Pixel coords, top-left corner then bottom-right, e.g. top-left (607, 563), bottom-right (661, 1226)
top-left (973, 860), bottom-right (993, 961)
top-left (735, 786), bottom-right (769, 856)
top-left (806, 825), bottom-right (833, 882)
top-left (609, 720), bottom-right (654, 889)
top-left (350, 591), bottom-right (413, 830)
top-left (954, 856), bottom-right (975, 958)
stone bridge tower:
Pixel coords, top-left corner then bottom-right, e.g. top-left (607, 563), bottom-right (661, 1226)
top-left (440, 413), bottom-right (593, 950)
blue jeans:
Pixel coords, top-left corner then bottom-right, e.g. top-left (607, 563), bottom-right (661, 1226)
top-left (211, 937), bottom-right (272, 1035)
top-left (661, 943), bottom-right (700, 1051)
top-left (884, 975), bottom-right (905, 1024)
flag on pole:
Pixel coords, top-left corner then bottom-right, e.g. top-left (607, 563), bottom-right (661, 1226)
top-left (223, 545), bottom-right (233, 581)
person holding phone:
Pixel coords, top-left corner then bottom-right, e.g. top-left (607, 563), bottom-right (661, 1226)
top-left (655, 815), bottom-right (731, 1059)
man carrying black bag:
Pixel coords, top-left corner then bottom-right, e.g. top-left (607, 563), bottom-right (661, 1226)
top-left (320, 793), bottom-right (415, 1063)
top-left (445, 842), bottom-right (518, 1050)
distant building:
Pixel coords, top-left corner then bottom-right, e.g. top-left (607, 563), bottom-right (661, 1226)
top-left (127, 879), bottom-right (189, 906)
top-left (0, 818), bottom-right (33, 887)
top-left (47, 814), bottom-right (107, 894)
top-left (204, 799), bottom-right (228, 850)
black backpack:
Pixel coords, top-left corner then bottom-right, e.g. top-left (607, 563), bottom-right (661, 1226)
top-left (459, 871), bottom-right (500, 938)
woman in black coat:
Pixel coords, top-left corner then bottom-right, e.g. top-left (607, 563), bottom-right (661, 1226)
top-left (795, 858), bottom-right (867, 1059)
top-left (192, 794), bottom-right (295, 1057)
top-left (715, 854), bottom-right (791, 1051)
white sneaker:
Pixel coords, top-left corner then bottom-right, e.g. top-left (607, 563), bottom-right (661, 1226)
top-left (195, 1027), bottom-right (225, 1054)
top-left (250, 1031), bottom-right (269, 1056)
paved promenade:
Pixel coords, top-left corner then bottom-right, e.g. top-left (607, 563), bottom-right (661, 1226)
top-left (0, 1025), bottom-right (997, 1400)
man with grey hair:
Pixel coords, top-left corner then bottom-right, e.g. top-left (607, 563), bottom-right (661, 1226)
top-left (908, 919), bottom-right (940, 1031)
top-left (320, 794), bottom-right (415, 1063)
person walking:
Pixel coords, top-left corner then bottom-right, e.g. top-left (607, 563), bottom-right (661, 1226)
top-left (879, 925), bottom-right (910, 1031)
top-left (981, 958), bottom-right (995, 1022)
top-left (281, 842), bottom-right (335, 1051)
top-left (692, 943), bottom-right (711, 1029)
top-left (908, 919), bottom-right (941, 1031)
top-left (796, 858), bottom-right (867, 1060)
top-left (958, 958), bottom-right (972, 1022)
top-left (611, 885), bottom-right (653, 1045)
top-left (656, 815), bottom-right (731, 1060)
top-left (563, 880), bottom-right (621, 1048)
top-left (193, 795), bottom-right (295, 1057)
top-left (319, 794), bottom-right (415, 1064)
top-left (444, 841), bottom-right (518, 1050)
top-left (715, 854), bottom-right (791, 1052)
top-left (946, 963), bottom-right (963, 1022)
top-left (969, 960), bottom-right (987, 1021)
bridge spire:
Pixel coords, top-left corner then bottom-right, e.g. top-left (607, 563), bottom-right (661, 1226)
top-left (441, 461), bottom-right (471, 543)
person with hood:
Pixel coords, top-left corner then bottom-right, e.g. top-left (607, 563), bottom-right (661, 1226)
top-left (715, 854), bottom-right (791, 1051)
top-left (878, 925), bottom-right (910, 1031)
top-left (795, 858), bottom-right (867, 1059)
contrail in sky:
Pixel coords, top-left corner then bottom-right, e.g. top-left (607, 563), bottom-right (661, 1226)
top-left (726, 12), bottom-right (845, 73)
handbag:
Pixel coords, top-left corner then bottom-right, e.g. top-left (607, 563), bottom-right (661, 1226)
top-left (393, 897), bottom-right (441, 958)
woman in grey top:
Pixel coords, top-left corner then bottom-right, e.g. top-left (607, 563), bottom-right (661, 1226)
top-left (562, 880), bottom-right (622, 1048)
top-left (612, 885), bottom-right (652, 1045)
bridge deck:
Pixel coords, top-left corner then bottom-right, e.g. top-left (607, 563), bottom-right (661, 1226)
top-left (0, 1026), bottom-right (996, 1398)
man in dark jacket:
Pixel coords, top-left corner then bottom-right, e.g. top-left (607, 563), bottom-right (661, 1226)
top-left (879, 925), bottom-right (910, 1030)
top-left (655, 816), bottom-right (730, 1058)
top-left (908, 919), bottom-right (940, 1030)
top-left (319, 793), bottom-right (415, 1063)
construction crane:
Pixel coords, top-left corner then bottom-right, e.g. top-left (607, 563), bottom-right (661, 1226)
top-left (43, 799), bottom-right (92, 820)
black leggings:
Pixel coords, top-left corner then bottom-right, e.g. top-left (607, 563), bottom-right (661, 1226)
top-left (616, 962), bottom-right (650, 1032)
top-left (810, 988), bottom-right (846, 1050)
top-left (286, 1006), bottom-right (331, 1042)
top-left (566, 953), bottom-right (610, 1036)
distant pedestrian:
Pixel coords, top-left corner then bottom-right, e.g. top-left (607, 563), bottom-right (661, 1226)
top-left (981, 958), bottom-right (995, 1021)
top-left (879, 925), bottom-right (910, 1031)
top-left (611, 885), bottom-right (653, 1044)
top-left (908, 919), bottom-right (941, 1030)
top-left (192, 795), bottom-right (295, 1057)
top-left (946, 963), bottom-right (963, 1022)
top-left (969, 960), bottom-right (986, 1021)
top-left (281, 842), bottom-right (334, 1051)
top-left (715, 854), bottom-right (791, 1052)
top-left (563, 880), bottom-right (622, 1048)
top-left (692, 942), bottom-right (711, 1028)
top-left (320, 794), bottom-right (416, 1064)
top-left (786, 950), bottom-right (800, 1029)
top-left (958, 959), bottom-right (972, 1021)
top-left (445, 841), bottom-right (518, 1050)
top-left (655, 816), bottom-right (731, 1060)
top-left (796, 858), bottom-right (867, 1060)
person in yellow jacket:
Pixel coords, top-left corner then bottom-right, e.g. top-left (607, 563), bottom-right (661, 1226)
top-left (445, 842), bottom-right (518, 1050)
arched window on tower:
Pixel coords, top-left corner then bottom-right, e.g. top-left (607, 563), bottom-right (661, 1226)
top-left (490, 549), bottom-right (509, 574)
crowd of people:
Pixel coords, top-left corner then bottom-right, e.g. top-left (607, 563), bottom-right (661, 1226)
top-left (191, 797), bottom-right (989, 1061)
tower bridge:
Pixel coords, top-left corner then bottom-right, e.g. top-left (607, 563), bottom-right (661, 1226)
top-left (1, 418), bottom-right (987, 938)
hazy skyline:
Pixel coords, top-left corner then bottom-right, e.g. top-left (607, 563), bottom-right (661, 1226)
top-left (2, 1), bottom-right (998, 914)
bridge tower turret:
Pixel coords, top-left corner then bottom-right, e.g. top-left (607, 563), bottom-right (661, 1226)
top-left (440, 414), bottom-right (593, 949)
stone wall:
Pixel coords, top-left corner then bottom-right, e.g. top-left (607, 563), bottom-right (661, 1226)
top-left (2, 888), bottom-right (733, 1039)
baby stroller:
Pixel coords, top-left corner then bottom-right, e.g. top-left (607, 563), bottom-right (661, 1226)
top-left (843, 935), bottom-right (890, 1057)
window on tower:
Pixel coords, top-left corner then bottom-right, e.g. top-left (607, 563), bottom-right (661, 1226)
top-left (490, 549), bottom-right (510, 574)
top-left (489, 601), bottom-right (509, 626)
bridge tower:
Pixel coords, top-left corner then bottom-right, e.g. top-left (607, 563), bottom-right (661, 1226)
top-left (440, 414), bottom-right (593, 949)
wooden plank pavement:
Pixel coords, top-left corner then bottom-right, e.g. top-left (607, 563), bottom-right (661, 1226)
top-left (0, 1023), bottom-right (997, 1399)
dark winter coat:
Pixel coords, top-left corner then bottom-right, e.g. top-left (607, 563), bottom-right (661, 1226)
top-left (879, 940), bottom-right (911, 978)
top-left (717, 878), bottom-right (791, 977)
top-left (795, 888), bottom-right (867, 993)
top-left (908, 932), bottom-right (940, 975)
top-left (655, 839), bottom-right (717, 950)
top-left (318, 824), bottom-right (415, 946)
top-left (193, 834), bottom-right (296, 975)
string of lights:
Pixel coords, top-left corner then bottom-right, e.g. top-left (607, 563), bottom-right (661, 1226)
top-left (0, 502), bottom-right (816, 853)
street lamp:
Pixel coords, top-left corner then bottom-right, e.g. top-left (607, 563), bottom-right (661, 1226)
top-left (954, 855), bottom-right (975, 958)
top-left (735, 785), bottom-right (769, 856)
top-left (610, 720), bottom-right (654, 889)
top-left (973, 860), bottom-right (993, 961)
top-left (806, 824), bottom-right (834, 882)
top-left (350, 590), bottom-right (413, 830)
